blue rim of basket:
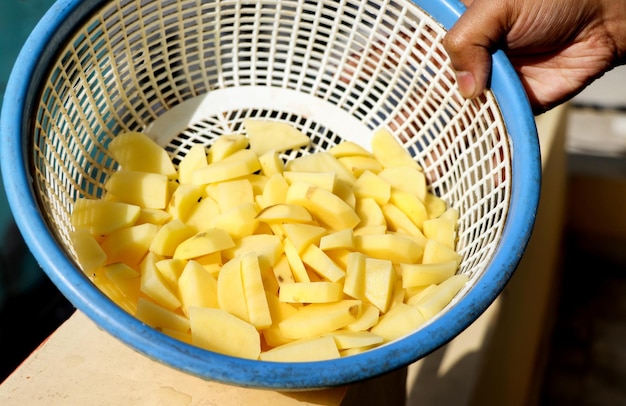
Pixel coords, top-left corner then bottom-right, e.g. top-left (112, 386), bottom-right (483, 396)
top-left (0, 0), bottom-right (540, 390)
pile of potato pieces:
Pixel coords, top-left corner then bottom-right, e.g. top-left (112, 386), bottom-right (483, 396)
top-left (70, 119), bottom-right (468, 362)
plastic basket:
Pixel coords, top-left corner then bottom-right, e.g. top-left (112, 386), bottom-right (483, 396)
top-left (1, 0), bottom-right (540, 390)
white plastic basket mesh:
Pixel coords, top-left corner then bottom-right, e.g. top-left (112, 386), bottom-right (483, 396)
top-left (33, 0), bottom-right (510, 307)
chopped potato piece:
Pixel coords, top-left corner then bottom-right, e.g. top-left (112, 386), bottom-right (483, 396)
top-left (216, 256), bottom-right (249, 322)
top-left (400, 261), bottom-right (458, 288)
top-left (244, 119), bottom-right (310, 156)
top-left (189, 307), bottom-right (261, 360)
top-left (71, 198), bottom-right (140, 236)
top-left (108, 131), bottom-right (177, 178)
top-left (286, 182), bottom-right (360, 230)
top-left (279, 300), bottom-right (361, 340)
top-left (364, 258), bottom-right (396, 313)
top-left (70, 228), bottom-right (107, 273)
top-left (173, 228), bottom-right (235, 260)
top-left (105, 170), bottom-right (170, 209)
top-left (140, 252), bottom-right (182, 311)
top-left (178, 143), bottom-right (208, 184)
top-left (371, 127), bottom-right (421, 170)
top-left (191, 149), bottom-right (261, 185)
top-left (413, 274), bottom-right (469, 319)
top-left (136, 298), bottom-right (190, 332)
top-left (178, 260), bottom-right (219, 316)
top-left (100, 223), bottom-right (157, 267)
top-left (325, 330), bottom-right (384, 350)
top-left (278, 281), bottom-right (344, 304)
top-left (256, 203), bottom-right (314, 224)
top-left (370, 303), bottom-right (425, 342)
top-left (241, 253), bottom-right (273, 329)
top-left (260, 336), bottom-right (340, 362)
top-left (207, 134), bottom-right (249, 163)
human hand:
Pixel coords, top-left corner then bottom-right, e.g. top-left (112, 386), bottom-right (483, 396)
top-left (443, 0), bottom-right (626, 114)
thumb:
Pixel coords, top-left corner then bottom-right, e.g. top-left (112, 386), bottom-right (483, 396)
top-left (443, 1), bottom-right (507, 99)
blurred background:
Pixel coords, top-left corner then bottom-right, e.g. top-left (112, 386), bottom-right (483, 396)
top-left (0, 1), bottom-right (625, 405)
top-left (0, 0), bottom-right (75, 381)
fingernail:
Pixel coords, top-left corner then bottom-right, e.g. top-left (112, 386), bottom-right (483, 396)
top-left (454, 71), bottom-right (476, 99)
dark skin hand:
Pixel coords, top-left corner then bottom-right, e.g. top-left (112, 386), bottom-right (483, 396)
top-left (443, 0), bottom-right (626, 114)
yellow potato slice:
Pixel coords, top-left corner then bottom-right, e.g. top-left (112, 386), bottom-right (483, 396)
top-left (282, 171), bottom-right (335, 191)
top-left (173, 228), bottom-right (235, 260)
top-left (207, 134), bottom-right (249, 163)
top-left (258, 149), bottom-right (284, 177)
top-left (345, 303), bottom-right (380, 332)
top-left (149, 219), bottom-right (195, 257)
top-left (92, 263), bottom-right (140, 315)
top-left (400, 261), bottom-right (458, 288)
top-left (423, 217), bottom-right (457, 250)
top-left (354, 197), bottom-right (386, 228)
top-left (319, 228), bottom-right (355, 251)
top-left (222, 234), bottom-right (283, 269)
top-left (135, 298), bottom-right (190, 333)
top-left (370, 127), bottom-right (421, 170)
top-left (363, 257), bottom-right (397, 313)
top-left (135, 208), bottom-right (171, 226)
top-left (370, 303), bottom-right (425, 342)
top-left (343, 251), bottom-right (366, 300)
top-left (381, 203), bottom-right (424, 237)
top-left (327, 141), bottom-right (373, 158)
top-left (378, 166), bottom-right (427, 202)
top-left (167, 184), bottom-right (205, 222)
top-left (389, 189), bottom-right (428, 229)
top-left (354, 233), bottom-right (424, 264)
top-left (286, 182), bottom-right (360, 230)
top-left (338, 155), bottom-right (383, 177)
top-left (71, 198), bottom-right (141, 236)
top-left (70, 228), bottom-right (107, 273)
top-left (108, 131), bottom-right (177, 178)
top-left (413, 274), bottom-right (469, 320)
top-left (191, 148), bottom-right (261, 185)
top-left (244, 119), bottom-right (310, 156)
top-left (210, 178), bottom-right (254, 212)
top-left (189, 306), bottom-right (260, 360)
top-left (255, 204), bottom-right (314, 224)
top-left (301, 244), bottom-right (346, 283)
top-left (241, 253), bottom-right (273, 329)
top-left (210, 202), bottom-right (259, 239)
top-left (100, 223), bottom-right (158, 267)
top-left (216, 256), bottom-right (249, 322)
top-left (260, 173), bottom-right (290, 207)
top-left (285, 151), bottom-right (356, 185)
top-left (184, 196), bottom-right (221, 234)
top-left (105, 170), bottom-right (169, 209)
top-left (140, 252), bottom-right (182, 311)
top-left (325, 330), bottom-right (384, 350)
top-left (260, 336), bottom-right (340, 362)
top-left (177, 143), bottom-right (208, 184)
top-left (279, 300), bottom-right (361, 340)
top-left (422, 239), bottom-right (463, 266)
top-left (282, 222), bottom-right (327, 254)
top-left (424, 193), bottom-right (447, 219)
top-left (352, 170), bottom-right (391, 206)
top-left (278, 281), bottom-right (343, 304)
top-left (271, 254), bottom-right (296, 286)
top-left (178, 260), bottom-right (219, 316)
top-left (282, 238), bottom-right (310, 283)
top-left (155, 258), bottom-right (187, 288)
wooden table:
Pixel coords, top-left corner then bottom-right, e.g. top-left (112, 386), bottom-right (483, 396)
top-left (0, 105), bottom-right (568, 405)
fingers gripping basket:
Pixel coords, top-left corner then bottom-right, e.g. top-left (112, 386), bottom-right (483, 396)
top-left (1, 0), bottom-right (540, 389)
